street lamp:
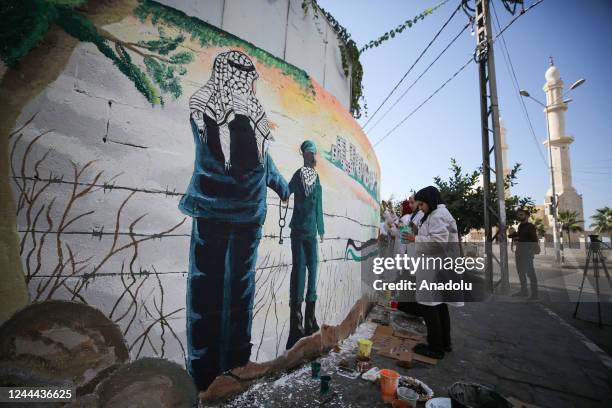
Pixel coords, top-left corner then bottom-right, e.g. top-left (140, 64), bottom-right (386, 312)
top-left (570, 78), bottom-right (586, 90)
top-left (520, 78), bottom-right (585, 264)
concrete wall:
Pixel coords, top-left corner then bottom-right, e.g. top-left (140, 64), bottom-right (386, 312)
top-left (157, 0), bottom-right (352, 110)
top-left (4, 0), bottom-right (378, 368)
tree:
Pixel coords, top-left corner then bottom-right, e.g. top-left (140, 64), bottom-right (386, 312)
top-left (0, 0), bottom-right (194, 106)
top-left (433, 159), bottom-right (534, 242)
top-left (531, 217), bottom-right (547, 239)
top-left (380, 196), bottom-right (402, 219)
top-left (558, 210), bottom-right (583, 248)
top-left (590, 206), bottom-right (612, 237)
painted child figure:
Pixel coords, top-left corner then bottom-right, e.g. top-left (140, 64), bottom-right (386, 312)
top-left (286, 140), bottom-right (325, 349)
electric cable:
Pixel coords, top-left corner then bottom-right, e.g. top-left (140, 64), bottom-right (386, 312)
top-left (362, 2), bottom-right (463, 128)
top-left (373, 57), bottom-right (473, 147)
top-left (366, 19), bottom-right (472, 133)
top-left (491, 0), bottom-right (548, 167)
top-left (371, 0), bottom-right (546, 148)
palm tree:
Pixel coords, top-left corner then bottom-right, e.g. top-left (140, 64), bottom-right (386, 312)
top-left (558, 210), bottom-right (583, 248)
top-left (590, 206), bottom-right (612, 237)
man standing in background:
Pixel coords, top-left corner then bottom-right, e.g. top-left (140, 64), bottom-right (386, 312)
top-left (509, 209), bottom-right (540, 300)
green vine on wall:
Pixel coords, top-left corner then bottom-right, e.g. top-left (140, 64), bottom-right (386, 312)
top-left (359, 0), bottom-right (448, 53)
top-left (302, 0), bottom-right (365, 119)
top-left (302, 0), bottom-right (447, 119)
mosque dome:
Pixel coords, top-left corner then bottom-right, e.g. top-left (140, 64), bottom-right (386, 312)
top-left (545, 64), bottom-right (560, 82)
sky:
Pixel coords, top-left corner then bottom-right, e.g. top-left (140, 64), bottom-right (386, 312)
top-left (318, 0), bottom-right (612, 224)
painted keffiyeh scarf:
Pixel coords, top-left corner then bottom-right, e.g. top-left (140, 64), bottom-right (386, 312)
top-left (189, 51), bottom-right (272, 170)
top-left (300, 166), bottom-right (317, 197)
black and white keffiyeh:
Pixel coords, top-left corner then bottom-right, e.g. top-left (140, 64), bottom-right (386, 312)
top-left (189, 51), bottom-right (272, 169)
top-left (300, 166), bottom-right (317, 197)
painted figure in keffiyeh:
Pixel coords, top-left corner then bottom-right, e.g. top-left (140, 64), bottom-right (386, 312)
top-left (189, 50), bottom-right (272, 169)
top-left (179, 50), bottom-right (289, 391)
top-left (285, 140), bottom-right (325, 350)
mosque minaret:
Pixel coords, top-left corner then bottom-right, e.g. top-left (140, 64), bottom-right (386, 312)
top-left (542, 59), bottom-right (584, 234)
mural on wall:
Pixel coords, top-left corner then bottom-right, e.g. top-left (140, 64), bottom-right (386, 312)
top-left (2, 0), bottom-right (380, 392)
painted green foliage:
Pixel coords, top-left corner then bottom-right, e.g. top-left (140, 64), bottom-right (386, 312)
top-left (302, 0), bottom-right (448, 119)
top-left (134, 0), bottom-right (315, 96)
top-left (0, 0), bottom-right (194, 106)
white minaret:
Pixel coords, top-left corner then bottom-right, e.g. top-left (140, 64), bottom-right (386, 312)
top-left (542, 59), bottom-right (584, 233)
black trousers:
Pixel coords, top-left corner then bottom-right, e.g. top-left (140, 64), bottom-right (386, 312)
top-left (516, 250), bottom-right (538, 295)
top-left (418, 303), bottom-right (451, 352)
top-left (186, 219), bottom-right (261, 390)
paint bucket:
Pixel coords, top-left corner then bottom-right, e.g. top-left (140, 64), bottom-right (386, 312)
top-left (379, 369), bottom-right (400, 402)
top-left (311, 361), bottom-right (321, 379)
top-left (397, 387), bottom-right (419, 407)
top-left (320, 375), bottom-right (331, 395)
top-left (448, 382), bottom-right (513, 408)
top-left (357, 339), bottom-right (373, 359)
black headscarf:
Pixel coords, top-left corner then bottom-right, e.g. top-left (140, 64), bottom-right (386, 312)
top-left (414, 186), bottom-right (443, 223)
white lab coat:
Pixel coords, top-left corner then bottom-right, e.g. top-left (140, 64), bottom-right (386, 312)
top-left (414, 204), bottom-right (464, 307)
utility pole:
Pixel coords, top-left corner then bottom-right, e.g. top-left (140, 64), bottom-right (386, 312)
top-left (474, 0), bottom-right (510, 293)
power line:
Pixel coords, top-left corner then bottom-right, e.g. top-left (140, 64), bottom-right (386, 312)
top-left (371, 0), bottom-right (546, 149)
top-left (373, 57), bottom-right (473, 148)
top-left (362, 2), bottom-right (462, 128)
top-left (490, 0), bottom-right (548, 167)
top-left (491, 0), bottom-right (545, 42)
top-left (366, 20), bottom-right (472, 133)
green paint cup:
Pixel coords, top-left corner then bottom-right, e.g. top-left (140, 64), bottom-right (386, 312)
top-left (320, 375), bottom-right (331, 394)
top-left (311, 361), bottom-right (321, 379)
top-left (399, 225), bottom-right (413, 244)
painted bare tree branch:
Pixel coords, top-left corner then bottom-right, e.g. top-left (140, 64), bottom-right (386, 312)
top-left (11, 131), bottom-right (187, 362)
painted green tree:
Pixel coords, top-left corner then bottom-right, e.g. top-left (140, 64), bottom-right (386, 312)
top-left (0, 0), bottom-right (194, 106)
top-left (590, 206), bottom-right (612, 237)
top-left (558, 210), bottom-right (583, 248)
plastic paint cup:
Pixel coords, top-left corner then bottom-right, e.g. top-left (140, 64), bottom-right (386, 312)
top-left (397, 387), bottom-right (419, 407)
top-left (357, 338), bottom-right (373, 359)
top-left (311, 361), bottom-right (321, 379)
top-left (379, 369), bottom-right (401, 402)
top-left (320, 375), bottom-right (331, 394)
top-left (399, 225), bottom-right (412, 244)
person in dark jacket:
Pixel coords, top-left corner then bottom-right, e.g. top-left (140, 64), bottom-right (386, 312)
top-left (179, 51), bottom-right (289, 390)
top-left (285, 140), bottom-right (325, 349)
top-left (508, 208), bottom-right (539, 299)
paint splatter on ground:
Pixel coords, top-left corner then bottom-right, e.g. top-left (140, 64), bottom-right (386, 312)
top-left (215, 320), bottom-right (380, 407)
top-left (214, 305), bottom-right (426, 408)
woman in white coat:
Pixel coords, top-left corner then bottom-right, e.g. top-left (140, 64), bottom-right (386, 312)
top-left (402, 186), bottom-right (463, 359)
